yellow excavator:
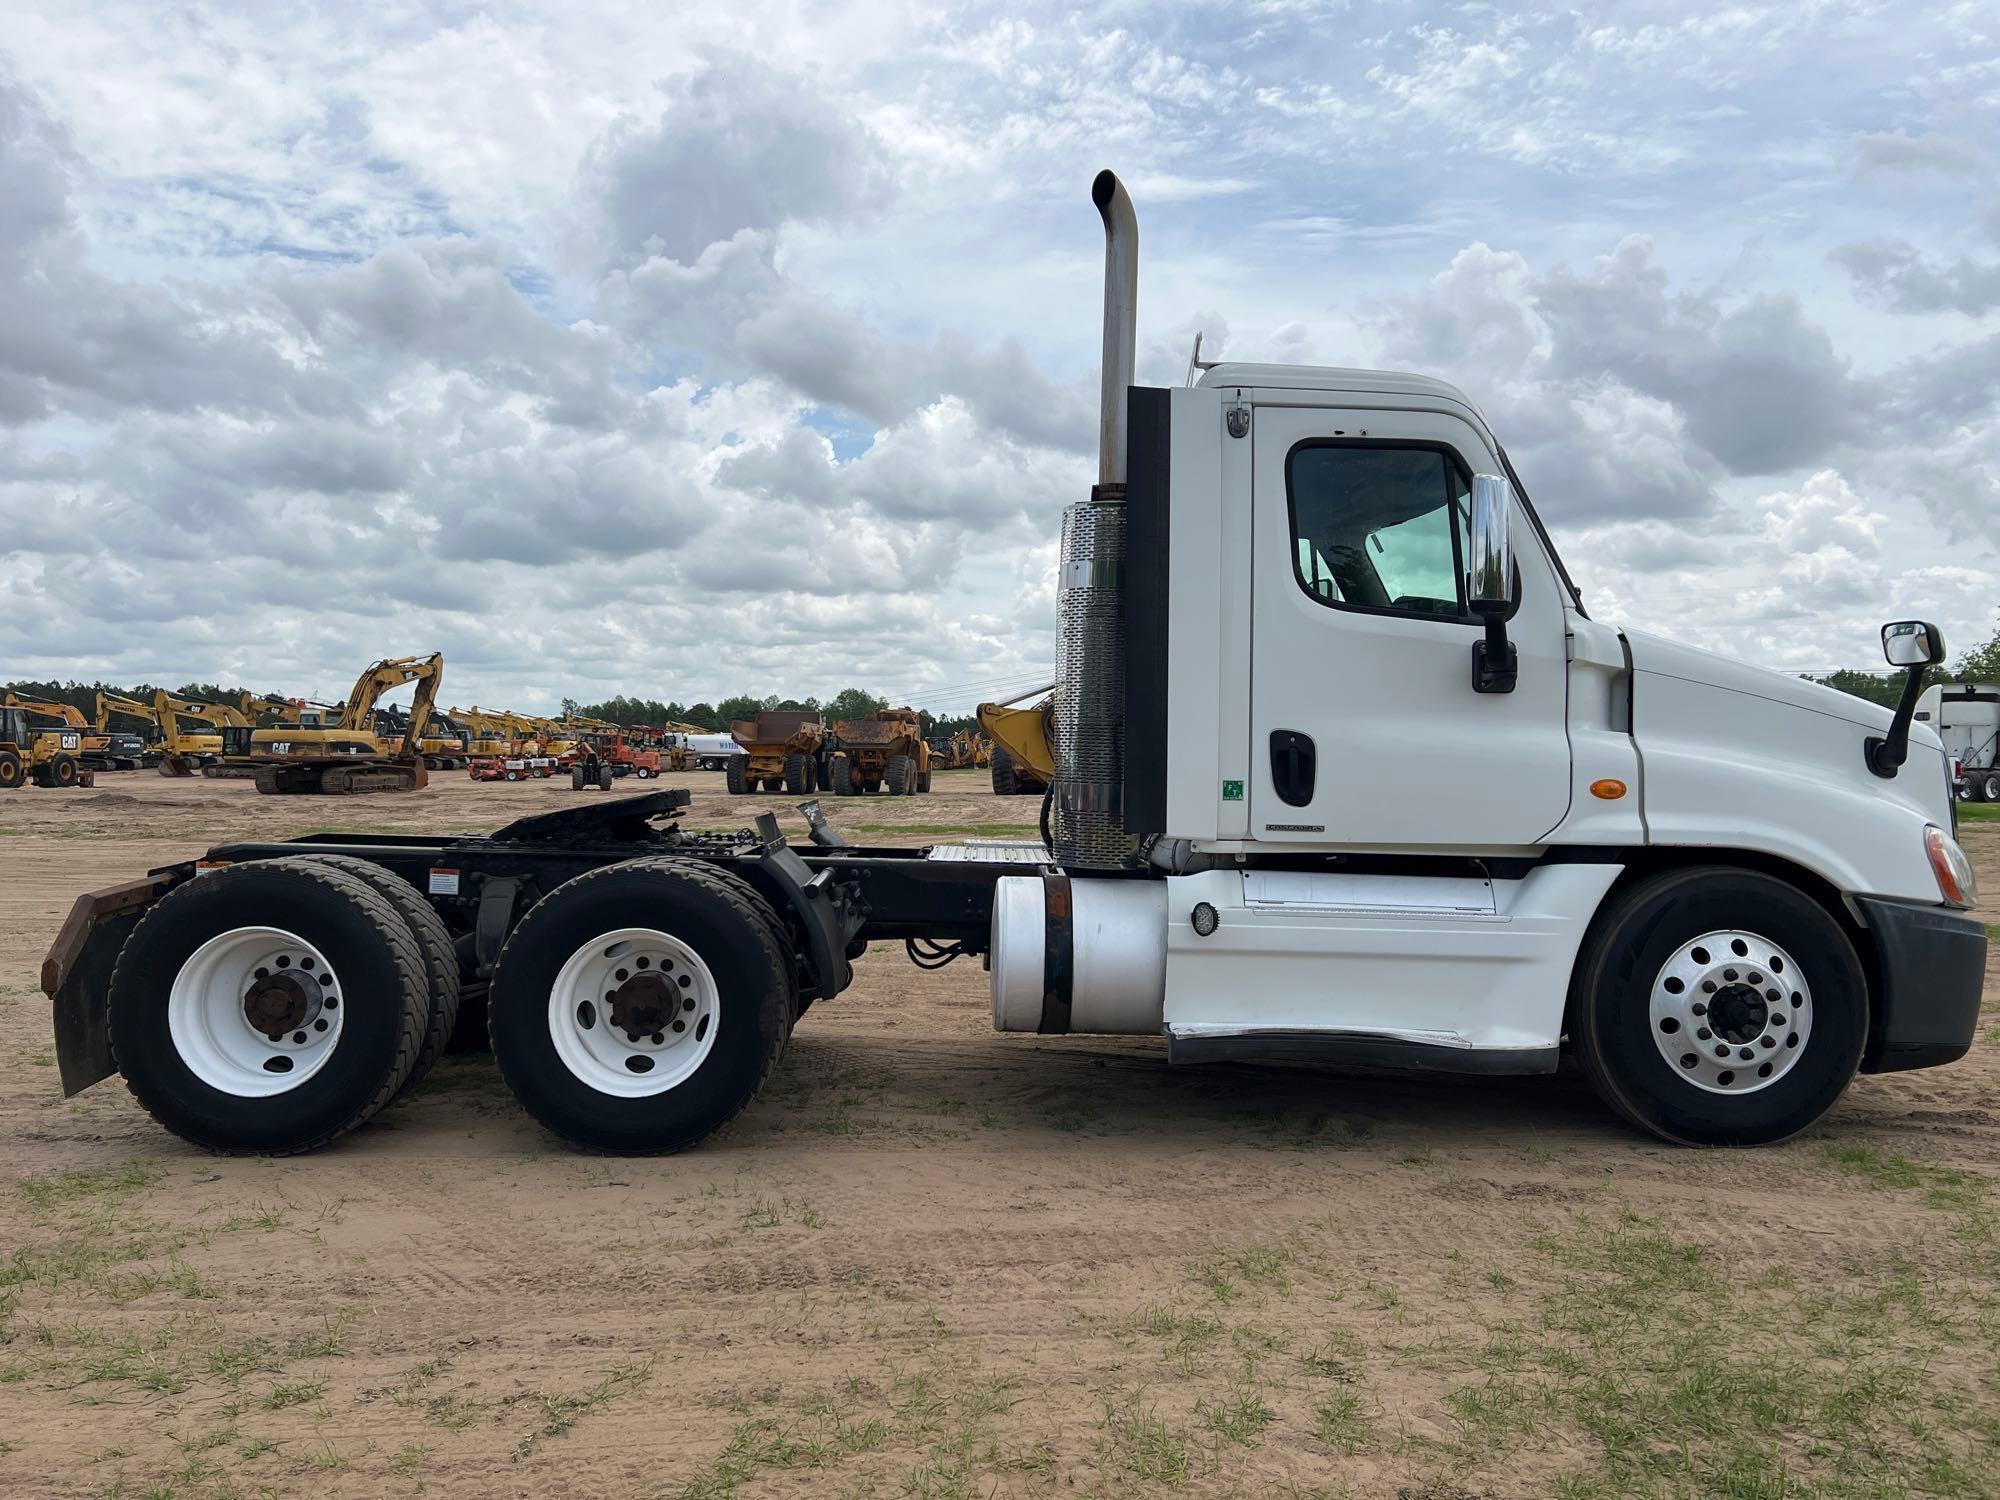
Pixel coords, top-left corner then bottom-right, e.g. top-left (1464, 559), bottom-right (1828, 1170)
top-left (452, 706), bottom-right (522, 757)
top-left (238, 691), bottom-right (303, 726)
top-left (222, 653), bottom-right (444, 795)
top-left (150, 691), bottom-right (252, 776)
top-left (93, 691), bottom-right (166, 770)
top-left (976, 685), bottom-right (1055, 796)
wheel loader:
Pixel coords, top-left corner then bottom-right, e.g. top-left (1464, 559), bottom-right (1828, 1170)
top-left (827, 707), bottom-right (932, 795)
top-left (727, 710), bottom-right (824, 795)
top-left (219, 654), bottom-right (443, 795)
top-left (976, 685), bottom-right (1055, 796)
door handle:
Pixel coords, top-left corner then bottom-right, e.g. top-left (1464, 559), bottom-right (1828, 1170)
top-left (1269, 730), bottom-right (1316, 808)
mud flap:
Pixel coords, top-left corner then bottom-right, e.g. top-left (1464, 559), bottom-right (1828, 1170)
top-left (42, 874), bottom-right (172, 1095)
top-left (750, 813), bottom-right (859, 1000)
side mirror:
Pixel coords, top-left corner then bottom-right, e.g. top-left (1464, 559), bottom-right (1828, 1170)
top-left (1882, 619), bottom-right (1942, 668)
top-left (1467, 474), bottom-right (1514, 612)
top-left (1467, 474), bottom-right (1517, 694)
top-left (1868, 619), bottom-right (1945, 779)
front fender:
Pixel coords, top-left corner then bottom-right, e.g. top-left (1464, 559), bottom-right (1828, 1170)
top-left (1637, 671), bottom-right (1948, 904)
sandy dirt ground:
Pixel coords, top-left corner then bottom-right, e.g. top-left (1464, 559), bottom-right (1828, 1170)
top-left (0, 770), bottom-right (1995, 1499)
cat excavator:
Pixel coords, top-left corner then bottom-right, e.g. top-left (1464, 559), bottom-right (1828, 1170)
top-left (149, 692), bottom-right (252, 776)
top-left (238, 691), bottom-right (303, 726)
top-left (221, 653), bottom-right (444, 795)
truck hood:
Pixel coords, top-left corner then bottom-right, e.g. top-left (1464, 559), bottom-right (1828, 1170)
top-left (1621, 626), bottom-right (1939, 746)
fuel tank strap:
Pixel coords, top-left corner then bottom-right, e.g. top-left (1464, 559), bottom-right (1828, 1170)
top-left (1037, 872), bottom-right (1074, 1034)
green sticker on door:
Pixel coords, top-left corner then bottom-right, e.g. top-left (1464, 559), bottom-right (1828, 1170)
top-left (1221, 780), bottom-right (1244, 801)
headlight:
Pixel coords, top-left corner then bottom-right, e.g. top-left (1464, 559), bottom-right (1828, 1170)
top-left (1925, 825), bottom-right (1978, 909)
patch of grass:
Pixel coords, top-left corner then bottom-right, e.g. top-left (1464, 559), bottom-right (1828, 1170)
top-left (1041, 1100), bottom-right (1103, 1134)
top-left (1199, 1387), bottom-right (1274, 1446)
top-left (1141, 1307), bottom-right (1224, 1375)
top-left (262, 1380), bottom-right (323, 1410)
top-left (1230, 1246), bottom-right (1292, 1295)
top-left (16, 1163), bottom-right (158, 1212)
top-left (1954, 800), bottom-right (2000, 822)
top-left (423, 1393), bottom-right (486, 1432)
top-left (680, 1416), bottom-right (813, 1498)
top-left (1828, 1144), bottom-right (1994, 1240)
top-left (1314, 1392), bottom-right (1370, 1454)
top-left (512, 1360), bottom-right (652, 1457)
top-left (1094, 1392), bottom-right (1192, 1487)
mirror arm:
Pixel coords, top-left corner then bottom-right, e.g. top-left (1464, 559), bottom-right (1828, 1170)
top-left (1866, 667), bottom-right (1927, 779)
top-left (1471, 606), bottom-right (1517, 695)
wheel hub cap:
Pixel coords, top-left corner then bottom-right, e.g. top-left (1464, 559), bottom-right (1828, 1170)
top-left (169, 926), bottom-right (346, 1096)
top-left (1648, 928), bottom-right (1812, 1095)
top-left (547, 928), bottom-right (718, 1097)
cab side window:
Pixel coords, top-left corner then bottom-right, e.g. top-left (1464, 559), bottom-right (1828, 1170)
top-left (1287, 444), bottom-right (1470, 619)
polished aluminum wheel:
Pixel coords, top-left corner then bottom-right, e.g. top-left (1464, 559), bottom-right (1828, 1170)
top-left (1648, 928), bottom-right (1812, 1095)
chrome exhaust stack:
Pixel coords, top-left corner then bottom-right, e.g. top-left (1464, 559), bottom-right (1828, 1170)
top-left (1092, 169), bottom-right (1138, 487)
top-left (1049, 170), bottom-right (1144, 871)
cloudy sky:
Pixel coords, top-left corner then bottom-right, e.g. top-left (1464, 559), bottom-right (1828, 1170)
top-left (2, 1), bottom-right (1996, 715)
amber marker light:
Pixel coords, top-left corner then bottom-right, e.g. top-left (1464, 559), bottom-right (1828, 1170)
top-left (1589, 779), bottom-right (1627, 800)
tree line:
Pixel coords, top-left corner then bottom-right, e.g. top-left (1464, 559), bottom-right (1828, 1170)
top-left (0, 677), bottom-right (985, 739)
top-left (13, 619), bottom-right (1996, 737)
top-left (561, 688), bottom-right (982, 739)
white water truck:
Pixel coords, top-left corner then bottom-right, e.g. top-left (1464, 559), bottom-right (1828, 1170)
top-left (43, 173), bottom-right (1984, 1155)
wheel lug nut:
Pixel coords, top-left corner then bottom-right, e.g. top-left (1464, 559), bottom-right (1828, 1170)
top-left (1696, 1027), bottom-right (1712, 1040)
top-left (1692, 1003), bottom-right (1707, 1016)
top-left (651, 1032), bottom-right (665, 1045)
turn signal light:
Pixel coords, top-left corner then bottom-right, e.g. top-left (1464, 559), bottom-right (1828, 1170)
top-left (1589, 779), bottom-right (1627, 800)
top-left (1926, 825), bottom-right (1978, 909)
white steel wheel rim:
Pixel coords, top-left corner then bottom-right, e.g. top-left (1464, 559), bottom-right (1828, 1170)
top-left (168, 926), bottom-right (346, 1097)
top-left (1648, 928), bottom-right (1813, 1095)
top-left (547, 927), bottom-right (720, 1097)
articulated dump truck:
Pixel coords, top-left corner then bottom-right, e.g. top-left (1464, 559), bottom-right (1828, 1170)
top-left (828, 708), bottom-right (931, 795)
top-left (42, 171), bottom-right (1985, 1158)
top-left (727, 711), bottom-right (824, 796)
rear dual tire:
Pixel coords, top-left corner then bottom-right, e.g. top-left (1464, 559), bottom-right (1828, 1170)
top-left (107, 859), bottom-right (429, 1154)
top-left (488, 858), bottom-right (795, 1153)
top-left (1569, 867), bottom-right (1866, 1147)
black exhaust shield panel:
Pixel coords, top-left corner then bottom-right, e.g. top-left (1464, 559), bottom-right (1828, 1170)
top-left (1122, 384), bottom-right (1171, 837)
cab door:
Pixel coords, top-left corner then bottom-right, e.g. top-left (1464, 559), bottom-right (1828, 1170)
top-left (1247, 403), bottom-right (1571, 848)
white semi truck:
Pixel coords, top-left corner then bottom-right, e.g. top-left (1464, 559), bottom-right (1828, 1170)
top-left (1916, 682), bottom-right (2000, 801)
top-left (43, 172), bottom-right (1984, 1156)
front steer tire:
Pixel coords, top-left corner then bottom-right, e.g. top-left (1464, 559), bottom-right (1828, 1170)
top-left (106, 859), bottom-right (428, 1154)
top-left (1568, 866), bottom-right (1867, 1147)
top-left (487, 857), bottom-right (796, 1153)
